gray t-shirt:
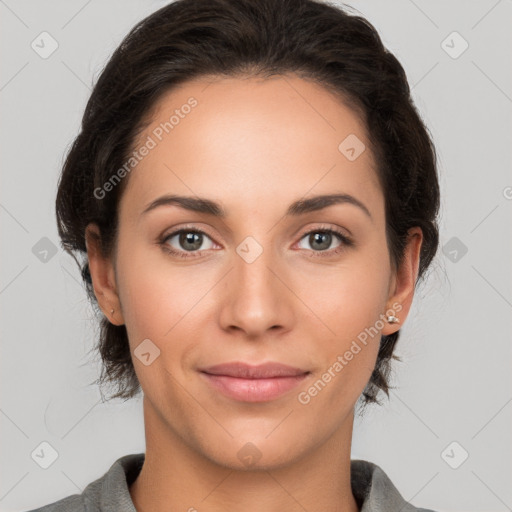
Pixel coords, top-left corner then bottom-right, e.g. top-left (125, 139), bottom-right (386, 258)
top-left (25, 453), bottom-right (437, 511)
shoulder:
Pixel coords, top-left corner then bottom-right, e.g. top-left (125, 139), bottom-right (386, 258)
top-left (23, 494), bottom-right (86, 512)
top-left (23, 453), bottom-right (145, 512)
top-left (351, 459), bottom-right (438, 512)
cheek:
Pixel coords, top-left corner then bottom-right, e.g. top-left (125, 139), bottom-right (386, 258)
top-left (114, 244), bottom-right (211, 396)
top-left (114, 239), bottom-right (207, 345)
top-left (298, 251), bottom-right (390, 390)
top-left (300, 251), bottom-right (390, 336)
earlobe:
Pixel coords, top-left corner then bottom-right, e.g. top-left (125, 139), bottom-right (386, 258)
top-left (85, 223), bottom-right (125, 325)
top-left (381, 227), bottom-right (423, 336)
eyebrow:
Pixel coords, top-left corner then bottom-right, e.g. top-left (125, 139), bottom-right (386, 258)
top-left (140, 193), bottom-right (372, 220)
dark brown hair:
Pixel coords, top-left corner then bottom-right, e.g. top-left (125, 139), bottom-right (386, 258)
top-left (56, 0), bottom-right (440, 408)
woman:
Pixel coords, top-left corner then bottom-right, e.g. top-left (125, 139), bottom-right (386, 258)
top-left (28, 0), bottom-right (440, 510)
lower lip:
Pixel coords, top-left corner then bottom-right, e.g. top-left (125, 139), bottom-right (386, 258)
top-left (200, 372), bottom-right (309, 402)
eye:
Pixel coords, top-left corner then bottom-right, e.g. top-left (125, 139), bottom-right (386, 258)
top-left (159, 225), bottom-right (353, 260)
top-left (160, 228), bottom-right (216, 258)
top-left (296, 227), bottom-right (353, 256)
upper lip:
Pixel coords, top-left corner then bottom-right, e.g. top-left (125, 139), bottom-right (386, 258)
top-left (199, 362), bottom-right (310, 379)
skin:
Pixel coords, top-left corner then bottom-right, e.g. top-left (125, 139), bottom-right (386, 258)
top-left (86, 74), bottom-right (422, 512)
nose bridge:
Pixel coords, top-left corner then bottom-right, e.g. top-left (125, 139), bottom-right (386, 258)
top-left (219, 234), bottom-right (293, 336)
top-left (236, 239), bottom-right (275, 295)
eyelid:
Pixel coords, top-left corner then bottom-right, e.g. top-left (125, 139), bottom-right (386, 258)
top-left (161, 223), bottom-right (218, 242)
top-left (295, 223), bottom-right (352, 242)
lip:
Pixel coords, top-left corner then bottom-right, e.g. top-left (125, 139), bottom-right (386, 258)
top-left (200, 361), bottom-right (309, 378)
top-left (199, 362), bottom-right (310, 402)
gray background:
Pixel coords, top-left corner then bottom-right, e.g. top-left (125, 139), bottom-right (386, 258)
top-left (1, 1), bottom-right (511, 511)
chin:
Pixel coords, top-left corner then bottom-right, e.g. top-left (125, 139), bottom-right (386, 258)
top-left (195, 431), bottom-right (310, 472)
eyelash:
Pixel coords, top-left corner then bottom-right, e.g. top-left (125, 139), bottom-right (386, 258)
top-left (159, 224), bottom-right (354, 259)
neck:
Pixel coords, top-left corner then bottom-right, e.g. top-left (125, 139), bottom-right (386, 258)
top-left (130, 397), bottom-right (359, 512)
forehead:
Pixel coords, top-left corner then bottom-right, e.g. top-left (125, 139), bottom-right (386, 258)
top-left (119, 74), bottom-right (382, 221)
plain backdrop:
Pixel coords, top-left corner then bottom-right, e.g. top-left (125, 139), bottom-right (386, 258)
top-left (1, 1), bottom-right (511, 511)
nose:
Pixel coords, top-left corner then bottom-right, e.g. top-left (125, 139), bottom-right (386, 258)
top-left (218, 245), bottom-right (295, 339)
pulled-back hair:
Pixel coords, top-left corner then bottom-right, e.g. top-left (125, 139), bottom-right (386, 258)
top-left (56, 0), bottom-right (440, 407)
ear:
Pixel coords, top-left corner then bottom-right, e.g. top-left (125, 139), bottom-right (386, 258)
top-left (85, 223), bottom-right (125, 325)
top-left (381, 227), bottom-right (423, 336)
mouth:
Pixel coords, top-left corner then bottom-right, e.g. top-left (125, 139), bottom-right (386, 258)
top-left (198, 361), bottom-right (311, 402)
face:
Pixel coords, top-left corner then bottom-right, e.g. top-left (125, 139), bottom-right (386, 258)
top-left (87, 74), bottom-right (421, 469)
